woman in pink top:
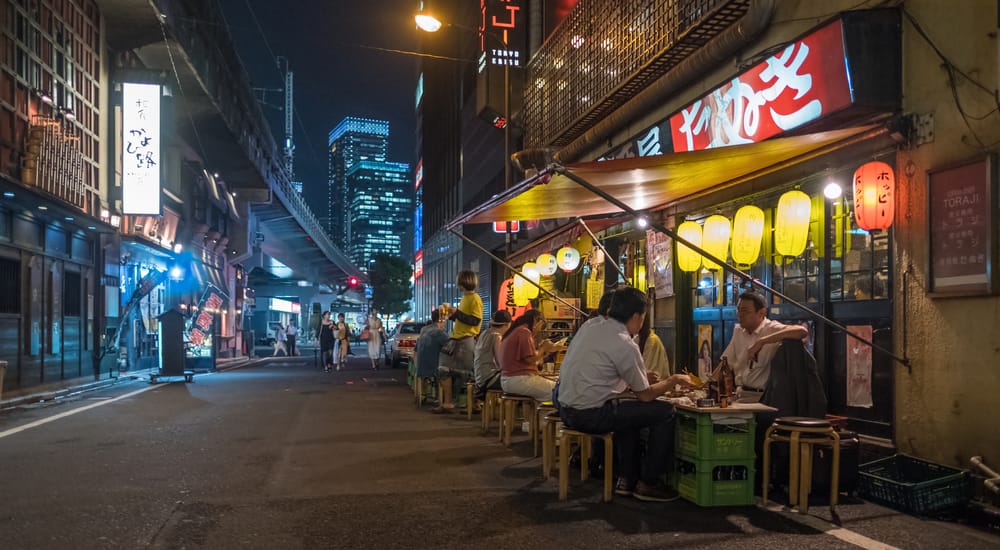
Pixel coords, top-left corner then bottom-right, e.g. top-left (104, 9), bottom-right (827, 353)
top-left (499, 310), bottom-right (562, 401)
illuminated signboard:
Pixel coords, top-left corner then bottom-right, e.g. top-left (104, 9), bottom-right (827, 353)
top-left (414, 249), bottom-right (423, 279)
top-left (669, 20), bottom-right (852, 153)
top-left (414, 202), bottom-right (423, 252)
top-left (480, 0), bottom-right (525, 67)
top-left (269, 298), bottom-right (300, 314)
top-left (188, 288), bottom-right (224, 350)
top-left (414, 158), bottom-right (423, 190)
top-left (122, 83), bottom-right (162, 214)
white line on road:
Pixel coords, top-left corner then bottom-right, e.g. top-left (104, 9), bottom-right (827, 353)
top-left (762, 503), bottom-right (902, 550)
top-left (0, 385), bottom-right (160, 440)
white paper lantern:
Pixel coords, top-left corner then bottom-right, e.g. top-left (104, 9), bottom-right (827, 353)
top-left (556, 246), bottom-right (581, 272)
top-left (536, 253), bottom-right (557, 276)
top-left (522, 262), bottom-right (540, 298)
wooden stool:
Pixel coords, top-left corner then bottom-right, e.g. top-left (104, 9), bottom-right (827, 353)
top-left (465, 381), bottom-right (478, 420)
top-left (558, 428), bottom-right (614, 503)
top-left (762, 416), bottom-right (841, 514)
top-left (540, 411), bottom-right (562, 480)
top-left (534, 402), bottom-right (556, 457)
top-left (499, 394), bottom-right (535, 448)
top-left (414, 376), bottom-right (436, 408)
top-left (481, 389), bottom-right (503, 434)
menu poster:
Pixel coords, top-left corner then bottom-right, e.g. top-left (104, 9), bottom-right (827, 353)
top-left (646, 229), bottom-right (674, 298)
top-left (927, 155), bottom-right (997, 296)
top-left (846, 325), bottom-right (874, 408)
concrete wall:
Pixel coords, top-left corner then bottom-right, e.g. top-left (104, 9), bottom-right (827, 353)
top-left (893, 0), bottom-right (1000, 468)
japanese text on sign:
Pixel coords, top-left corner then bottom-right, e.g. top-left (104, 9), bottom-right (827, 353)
top-left (669, 20), bottom-right (852, 152)
top-left (929, 156), bottom-right (994, 294)
top-left (122, 83), bottom-right (161, 214)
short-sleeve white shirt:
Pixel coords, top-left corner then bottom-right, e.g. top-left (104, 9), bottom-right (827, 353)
top-left (557, 317), bottom-right (650, 410)
top-left (722, 317), bottom-right (790, 389)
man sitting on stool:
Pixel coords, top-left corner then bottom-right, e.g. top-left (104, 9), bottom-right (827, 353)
top-left (557, 287), bottom-right (692, 502)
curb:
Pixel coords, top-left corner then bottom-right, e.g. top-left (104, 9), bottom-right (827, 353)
top-left (0, 374), bottom-right (142, 411)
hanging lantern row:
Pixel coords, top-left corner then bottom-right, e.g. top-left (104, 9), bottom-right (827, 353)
top-left (853, 161), bottom-right (895, 231)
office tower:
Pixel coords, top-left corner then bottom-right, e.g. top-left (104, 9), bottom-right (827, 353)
top-left (326, 117), bottom-right (389, 247)
top-left (346, 161), bottom-right (412, 270)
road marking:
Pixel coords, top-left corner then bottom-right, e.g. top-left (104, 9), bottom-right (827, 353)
top-left (761, 503), bottom-right (901, 550)
top-left (0, 385), bottom-right (159, 440)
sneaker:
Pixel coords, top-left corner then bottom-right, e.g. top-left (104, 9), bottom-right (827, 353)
top-left (632, 481), bottom-right (680, 502)
top-left (614, 477), bottom-right (636, 496)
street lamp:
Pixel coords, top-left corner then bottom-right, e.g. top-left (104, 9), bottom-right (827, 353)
top-left (415, 9), bottom-right (514, 259)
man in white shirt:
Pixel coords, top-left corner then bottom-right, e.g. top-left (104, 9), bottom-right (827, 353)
top-left (722, 291), bottom-right (808, 400)
top-left (285, 321), bottom-right (299, 356)
top-left (558, 287), bottom-right (692, 502)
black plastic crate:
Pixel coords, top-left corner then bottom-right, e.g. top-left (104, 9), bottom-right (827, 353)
top-left (858, 454), bottom-right (970, 515)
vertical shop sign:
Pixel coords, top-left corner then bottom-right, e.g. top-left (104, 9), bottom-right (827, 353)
top-left (122, 83), bottom-right (162, 215)
top-left (188, 287), bottom-right (225, 349)
top-left (669, 20), bottom-right (852, 152)
top-left (846, 325), bottom-right (873, 408)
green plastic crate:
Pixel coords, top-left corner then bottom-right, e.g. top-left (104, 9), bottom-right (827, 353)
top-left (675, 408), bottom-right (755, 461)
top-left (676, 456), bottom-right (756, 507)
top-left (858, 454), bottom-right (971, 515)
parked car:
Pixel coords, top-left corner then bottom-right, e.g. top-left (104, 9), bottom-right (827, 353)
top-left (387, 321), bottom-right (424, 368)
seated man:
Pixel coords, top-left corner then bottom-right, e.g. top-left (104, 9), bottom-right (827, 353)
top-left (415, 309), bottom-right (449, 383)
top-left (473, 310), bottom-right (512, 400)
top-left (557, 287), bottom-right (692, 502)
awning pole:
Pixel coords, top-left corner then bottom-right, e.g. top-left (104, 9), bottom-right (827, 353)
top-left (577, 218), bottom-right (630, 285)
top-left (553, 165), bottom-right (910, 369)
top-left (447, 228), bottom-right (588, 318)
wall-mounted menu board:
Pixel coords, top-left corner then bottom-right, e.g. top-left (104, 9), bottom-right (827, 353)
top-left (927, 154), bottom-right (997, 297)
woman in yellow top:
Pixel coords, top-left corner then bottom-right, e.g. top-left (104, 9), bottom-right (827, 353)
top-left (432, 270), bottom-right (483, 414)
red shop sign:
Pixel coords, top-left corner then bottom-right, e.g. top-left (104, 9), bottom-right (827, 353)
top-left (669, 19), bottom-right (853, 153)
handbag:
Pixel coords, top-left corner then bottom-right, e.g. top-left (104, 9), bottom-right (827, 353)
top-left (360, 328), bottom-right (371, 341)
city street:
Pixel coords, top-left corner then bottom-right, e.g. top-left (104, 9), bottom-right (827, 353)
top-left (0, 352), bottom-right (995, 549)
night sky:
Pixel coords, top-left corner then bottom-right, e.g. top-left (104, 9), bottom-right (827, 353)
top-left (217, 0), bottom-right (421, 210)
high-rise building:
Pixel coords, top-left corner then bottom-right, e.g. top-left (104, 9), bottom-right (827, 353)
top-left (326, 117), bottom-right (389, 247)
top-left (346, 161), bottom-right (412, 270)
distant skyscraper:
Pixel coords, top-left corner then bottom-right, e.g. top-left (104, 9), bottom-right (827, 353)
top-left (327, 117), bottom-right (389, 247)
top-left (346, 160), bottom-right (412, 270)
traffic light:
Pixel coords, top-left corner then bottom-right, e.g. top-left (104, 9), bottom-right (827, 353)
top-left (348, 276), bottom-right (359, 287)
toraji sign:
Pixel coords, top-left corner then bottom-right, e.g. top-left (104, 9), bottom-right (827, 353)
top-left (669, 19), bottom-right (852, 153)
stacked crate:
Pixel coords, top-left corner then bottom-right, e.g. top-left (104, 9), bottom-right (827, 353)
top-left (674, 408), bottom-right (756, 506)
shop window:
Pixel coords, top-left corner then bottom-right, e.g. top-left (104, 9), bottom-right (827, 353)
top-left (0, 256), bottom-right (20, 313)
top-left (769, 204), bottom-right (822, 305)
top-left (828, 196), bottom-right (890, 301)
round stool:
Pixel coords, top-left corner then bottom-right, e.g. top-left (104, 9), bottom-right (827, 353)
top-left (499, 393), bottom-right (535, 448)
top-left (540, 411), bottom-right (562, 480)
top-left (481, 389), bottom-right (503, 434)
top-left (762, 416), bottom-right (841, 514)
top-left (534, 402), bottom-right (556, 457)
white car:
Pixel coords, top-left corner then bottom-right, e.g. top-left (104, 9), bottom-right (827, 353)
top-left (387, 322), bottom-right (424, 368)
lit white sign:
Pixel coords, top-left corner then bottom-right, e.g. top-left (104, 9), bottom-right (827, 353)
top-left (122, 83), bottom-right (161, 214)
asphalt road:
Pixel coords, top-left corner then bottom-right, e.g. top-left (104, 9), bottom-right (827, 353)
top-left (0, 353), bottom-right (997, 549)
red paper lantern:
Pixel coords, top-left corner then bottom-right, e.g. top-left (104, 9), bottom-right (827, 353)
top-left (852, 161), bottom-right (895, 231)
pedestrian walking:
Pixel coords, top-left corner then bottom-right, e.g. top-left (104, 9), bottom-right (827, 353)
top-left (273, 324), bottom-right (288, 356)
top-left (318, 312), bottom-right (335, 371)
top-left (335, 313), bottom-right (350, 370)
top-left (285, 321), bottom-right (299, 356)
top-left (364, 310), bottom-right (384, 370)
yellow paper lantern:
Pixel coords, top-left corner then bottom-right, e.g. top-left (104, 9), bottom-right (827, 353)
top-left (731, 205), bottom-right (764, 265)
top-left (701, 215), bottom-right (731, 271)
top-left (556, 246), bottom-right (581, 272)
top-left (522, 262), bottom-right (540, 298)
top-left (535, 253), bottom-right (557, 276)
top-left (676, 221), bottom-right (703, 272)
top-left (853, 161), bottom-right (895, 231)
top-left (774, 190), bottom-right (812, 256)
top-left (512, 274), bottom-right (530, 306)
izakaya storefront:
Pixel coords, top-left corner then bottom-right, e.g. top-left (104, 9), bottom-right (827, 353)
top-left (453, 11), bottom-right (904, 441)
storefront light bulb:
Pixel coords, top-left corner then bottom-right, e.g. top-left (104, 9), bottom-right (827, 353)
top-left (170, 266), bottom-right (184, 279)
top-left (824, 182), bottom-right (842, 199)
top-left (173, 243), bottom-right (183, 253)
top-left (637, 216), bottom-right (648, 228)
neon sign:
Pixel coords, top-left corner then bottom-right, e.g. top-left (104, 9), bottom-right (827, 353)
top-left (122, 83), bottom-right (162, 214)
top-left (480, 0), bottom-right (524, 67)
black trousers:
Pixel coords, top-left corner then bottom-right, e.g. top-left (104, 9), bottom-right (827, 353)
top-left (287, 335), bottom-right (297, 356)
top-left (561, 399), bottom-right (675, 485)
